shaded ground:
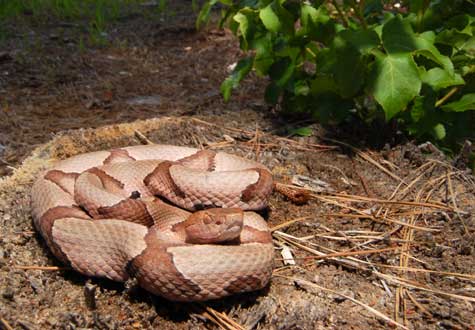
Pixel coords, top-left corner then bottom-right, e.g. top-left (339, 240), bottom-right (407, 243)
top-left (1, 3), bottom-right (475, 330)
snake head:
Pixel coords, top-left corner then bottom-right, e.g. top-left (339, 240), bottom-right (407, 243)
top-left (182, 208), bottom-right (244, 244)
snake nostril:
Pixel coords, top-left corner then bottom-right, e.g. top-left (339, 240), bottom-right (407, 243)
top-left (130, 191), bottom-right (141, 199)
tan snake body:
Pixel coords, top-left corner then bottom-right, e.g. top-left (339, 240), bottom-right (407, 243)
top-left (31, 145), bottom-right (274, 301)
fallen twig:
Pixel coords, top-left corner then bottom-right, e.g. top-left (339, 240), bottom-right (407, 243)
top-left (0, 318), bottom-right (14, 330)
top-left (14, 265), bottom-right (67, 271)
top-left (270, 216), bottom-right (313, 232)
top-left (199, 306), bottom-right (246, 330)
top-left (134, 130), bottom-right (154, 145)
top-left (321, 137), bottom-right (406, 184)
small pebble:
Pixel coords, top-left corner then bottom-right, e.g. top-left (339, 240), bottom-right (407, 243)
top-left (2, 287), bottom-right (15, 300)
top-left (84, 282), bottom-right (97, 310)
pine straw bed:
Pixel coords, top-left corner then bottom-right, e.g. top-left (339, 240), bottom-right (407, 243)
top-left (0, 116), bottom-right (474, 330)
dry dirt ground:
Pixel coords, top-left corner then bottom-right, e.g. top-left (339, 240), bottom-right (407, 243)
top-left (1, 3), bottom-right (475, 330)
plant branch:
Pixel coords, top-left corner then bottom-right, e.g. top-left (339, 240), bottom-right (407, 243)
top-left (330, 0), bottom-right (349, 28)
top-left (435, 87), bottom-right (459, 108)
top-left (351, 0), bottom-right (367, 29)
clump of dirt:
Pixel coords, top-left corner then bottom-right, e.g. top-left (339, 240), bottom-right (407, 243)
top-left (0, 117), bottom-right (474, 330)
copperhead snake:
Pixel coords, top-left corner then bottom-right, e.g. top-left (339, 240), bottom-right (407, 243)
top-left (31, 145), bottom-right (275, 301)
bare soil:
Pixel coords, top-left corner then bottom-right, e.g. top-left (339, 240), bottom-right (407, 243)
top-left (1, 3), bottom-right (475, 330)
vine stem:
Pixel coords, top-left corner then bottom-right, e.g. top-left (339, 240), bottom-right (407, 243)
top-left (435, 87), bottom-right (458, 108)
top-left (351, 0), bottom-right (367, 29)
top-left (330, 0), bottom-right (349, 28)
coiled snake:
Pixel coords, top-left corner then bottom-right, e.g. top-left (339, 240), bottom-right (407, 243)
top-left (31, 145), bottom-right (274, 301)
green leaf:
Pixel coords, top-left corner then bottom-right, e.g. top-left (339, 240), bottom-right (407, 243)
top-left (252, 36), bottom-right (273, 75)
top-left (411, 95), bottom-right (429, 123)
top-left (300, 3), bottom-right (329, 29)
top-left (339, 29), bottom-right (380, 54)
top-left (441, 94), bottom-right (475, 112)
top-left (382, 15), bottom-right (418, 54)
top-left (332, 38), bottom-right (365, 98)
top-left (436, 29), bottom-right (473, 50)
top-left (370, 53), bottom-right (422, 120)
top-left (414, 31), bottom-right (454, 74)
top-left (300, 3), bottom-right (320, 28)
top-left (196, 0), bottom-right (218, 30)
top-left (259, 6), bottom-right (276, 32)
top-left (298, 3), bottom-right (335, 43)
top-left (421, 68), bottom-right (464, 91)
top-left (446, 14), bottom-right (474, 36)
top-left (289, 127), bottom-right (313, 137)
top-left (408, 91), bottom-right (440, 137)
top-left (220, 57), bottom-right (254, 101)
top-left (294, 80), bottom-right (309, 96)
top-left (269, 57), bottom-right (295, 87)
top-left (382, 15), bottom-right (454, 75)
top-left (233, 12), bottom-right (250, 48)
top-left (310, 75), bottom-right (338, 95)
top-left (432, 123), bottom-right (446, 140)
top-left (259, 1), bottom-right (292, 33)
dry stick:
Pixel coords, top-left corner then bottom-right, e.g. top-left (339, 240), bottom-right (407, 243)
top-left (382, 162), bottom-right (434, 229)
top-left (435, 86), bottom-right (459, 107)
top-left (275, 182), bottom-right (451, 211)
top-left (196, 305), bottom-right (243, 330)
top-left (203, 307), bottom-right (244, 330)
top-left (325, 210), bottom-right (439, 219)
top-left (270, 216), bottom-right (313, 232)
top-left (274, 233), bottom-right (366, 271)
top-left (252, 125), bottom-right (261, 162)
top-left (403, 289), bottom-right (408, 326)
top-left (282, 229), bottom-right (475, 293)
top-left (374, 271), bottom-right (475, 302)
top-left (314, 195), bottom-right (438, 232)
top-left (446, 169), bottom-right (469, 234)
top-left (390, 162), bottom-right (436, 201)
top-left (275, 135), bottom-right (337, 150)
top-left (321, 192), bottom-right (451, 211)
top-left (395, 285), bottom-right (402, 325)
top-left (274, 245), bottom-right (400, 261)
top-left (278, 232), bottom-right (475, 302)
top-left (190, 118), bottom-right (336, 151)
top-left (201, 311), bottom-right (234, 330)
top-left (0, 318), bottom-right (14, 330)
top-left (322, 137), bottom-right (405, 184)
top-left (355, 168), bottom-right (373, 197)
top-left (277, 275), bottom-right (409, 330)
top-left (348, 226), bottom-right (402, 251)
top-left (15, 265), bottom-right (67, 271)
top-left (405, 290), bottom-right (432, 318)
top-left (134, 130), bottom-right (154, 145)
top-left (396, 175), bottom-right (440, 324)
top-left (432, 159), bottom-right (475, 187)
top-left (399, 251), bottom-right (431, 268)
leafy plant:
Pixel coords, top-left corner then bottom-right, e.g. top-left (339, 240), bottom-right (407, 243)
top-left (198, 0), bottom-right (475, 147)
